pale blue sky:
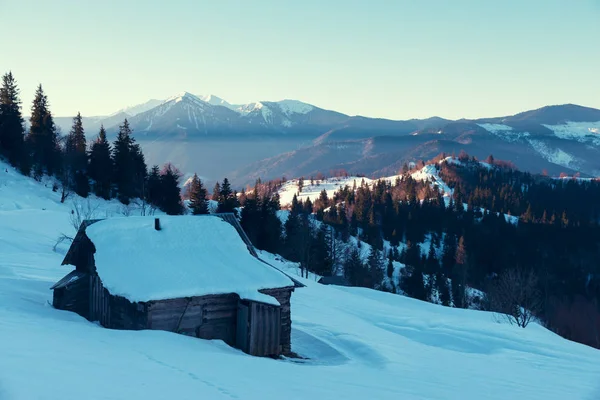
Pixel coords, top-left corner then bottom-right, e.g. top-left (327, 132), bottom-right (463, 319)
top-left (1, 0), bottom-right (599, 119)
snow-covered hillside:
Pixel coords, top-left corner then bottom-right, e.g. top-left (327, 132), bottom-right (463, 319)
top-left (278, 158), bottom-right (463, 206)
top-left (2, 161), bottom-right (600, 399)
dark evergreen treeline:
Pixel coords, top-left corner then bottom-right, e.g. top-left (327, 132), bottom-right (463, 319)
top-left (438, 155), bottom-right (600, 227)
top-left (241, 160), bottom-right (600, 349)
top-left (0, 71), bottom-right (186, 215)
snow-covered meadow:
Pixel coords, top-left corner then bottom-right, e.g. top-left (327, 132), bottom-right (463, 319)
top-left (1, 162), bottom-right (600, 399)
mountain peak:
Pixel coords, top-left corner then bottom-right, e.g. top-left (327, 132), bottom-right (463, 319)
top-left (165, 91), bottom-right (200, 103)
top-left (275, 99), bottom-right (314, 115)
top-left (199, 94), bottom-right (232, 108)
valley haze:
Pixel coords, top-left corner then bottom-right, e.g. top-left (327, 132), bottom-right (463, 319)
top-left (51, 94), bottom-right (600, 187)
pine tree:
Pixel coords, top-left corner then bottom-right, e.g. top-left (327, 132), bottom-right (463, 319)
top-left (188, 173), bottom-right (209, 215)
top-left (212, 182), bottom-right (221, 201)
top-left (344, 248), bottom-right (364, 287)
top-left (158, 163), bottom-right (183, 215)
top-left (88, 125), bottom-right (113, 199)
top-left (399, 263), bottom-right (427, 301)
top-left (441, 233), bottom-right (457, 275)
top-left (290, 194), bottom-right (302, 217)
top-left (337, 204), bottom-right (350, 242)
top-left (112, 119), bottom-right (140, 203)
top-left (240, 194), bottom-right (260, 245)
top-left (452, 236), bottom-right (469, 308)
top-left (303, 197), bottom-right (313, 214)
top-left (63, 113), bottom-right (89, 197)
top-left (424, 241), bottom-right (439, 300)
top-left (0, 72), bottom-right (26, 169)
top-left (387, 250), bottom-right (394, 279)
top-left (257, 193), bottom-right (283, 253)
top-left (216, 177), bottom-right (239, 214)
top-left (27, 85), bottom-right (60, 177)
top-left (311, 223), bottom-right (333, 276)
top-left (425, 241), bottom-right (439, 274)
top-left (146, 165), bottom-right (161, 207)
top-left (366, 246), bottom-right (384, 289)
top-left (436, 271), bottom-right (451, 306)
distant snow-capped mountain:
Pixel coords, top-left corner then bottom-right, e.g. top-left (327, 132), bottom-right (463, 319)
top-left (118, 92), bottom-right (354, 137)
top-left (111, 99), bottom-right (164, 117)
top-left (50, 96), bottom-right (600, 189)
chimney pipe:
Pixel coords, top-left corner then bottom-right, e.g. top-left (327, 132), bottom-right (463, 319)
top-left (154, 218), bottom-right (161, 231)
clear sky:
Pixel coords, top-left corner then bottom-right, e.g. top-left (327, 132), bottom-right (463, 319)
top-left (1, 0), bottom-right (599, 120)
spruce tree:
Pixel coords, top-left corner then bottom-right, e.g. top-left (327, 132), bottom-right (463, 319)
top-left (88, 125), bottom-right (113, 199)
top-left (146, 165), bottom-right (161, 207)
top-left (290, 194), bottom-right (302, 217)
top-left (442, 233), bottom-right (457, 275)
top-left (452, 236), bottom-right (469, 308)
top-left (366, 246), bottom-right (384, 289)
top-left (27, 85), bottom-right (60, 177)
top-left (188, 173), bottom-right (209, 215)
top-left (311, 223), bottom-right (333, 277)
top-left (344, 248), bottom-right (364, 286)
top-left (158, 163), bottom-right (183, 215)
top-left (240, 193), bottom-right (260, 245)
top-left (216, 177), bottom-right (239, 214)
top-left (436, 270), bottom-right (451, 306)
top-left (400, 263), bottom-right (427, 301)
top-left (257, 193), bottom-right (283, 253)
top-left (337, 204), bottom-right (350, 242)
top-left (0, 72), bottom-right (26, 169)
top-left (212, 182), bottom-right (221, 201)
top-left (64, 113), bottom-right (89, 197)
top-left (387, 250), bottom-right (394, 279)
top-left (112, 119), bottom-right (145, 203)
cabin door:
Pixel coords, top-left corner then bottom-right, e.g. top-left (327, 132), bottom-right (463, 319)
top-left (89, 275), bottom-right (110, 327)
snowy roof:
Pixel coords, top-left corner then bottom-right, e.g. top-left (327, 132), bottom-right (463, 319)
top-left (82, 216), bottom-right (294, 305)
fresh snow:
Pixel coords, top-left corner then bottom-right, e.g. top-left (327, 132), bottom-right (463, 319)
top-left (111, 99), bottom-right (164, 117)
top-left (543, 121), bottom-right (600, 145)
top-left (84, 216), bottom-right (293, 304)
top-left (279, 176), bottom-right (374, 206)
top-left (2, 160), bottom-right (600, 399)
top-left (276, 99), bottom-right (314, 115)
top-left (527, 139), bottom-right (579, 170)
top-left (410, 163), bottom-right (453, 196)
top-left (199, 94), bottom-right (233, 109)
top-left (477, 123), bottom-right (530, 142)
top-left (278, 159), bottom-right (457, 208)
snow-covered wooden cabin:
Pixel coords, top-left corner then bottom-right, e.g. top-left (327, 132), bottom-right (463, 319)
top-left (51, 214), bottom-right (297, 357)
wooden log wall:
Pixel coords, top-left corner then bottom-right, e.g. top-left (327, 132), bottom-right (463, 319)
top-left (52, 277), bottom-right (90, 319)
top-left (109, 295), bottom-right (148, 330)
top-left (147, 293), bottom-right (239, 345)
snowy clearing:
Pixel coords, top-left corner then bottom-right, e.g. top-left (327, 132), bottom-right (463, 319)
top-left (543, 121), bottom-right (600, 145)
top-left (2, 161), bottom-right (600, 399)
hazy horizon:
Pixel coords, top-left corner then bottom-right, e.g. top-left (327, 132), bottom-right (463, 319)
top-left (2, 0), bottom-right (599, 120)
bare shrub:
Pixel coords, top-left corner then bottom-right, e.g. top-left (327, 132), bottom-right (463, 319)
top-left (54, 199), bottom-right (100, 252)
top-left (488, 268), bottom-right (542, 328)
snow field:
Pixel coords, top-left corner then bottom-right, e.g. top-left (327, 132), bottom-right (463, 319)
top-left (1, 161), bottom-right (600, 399)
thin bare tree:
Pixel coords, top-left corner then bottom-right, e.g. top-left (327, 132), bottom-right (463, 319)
top-left (488, 268), bottom-right (542, 328)
top-left (53, 199), bottom-right (100, 251)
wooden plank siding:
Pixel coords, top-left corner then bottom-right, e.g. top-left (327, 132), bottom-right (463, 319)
top-left (52, 275), bottom-right (90, 318)
top-left (250, 302), bottom-right (281, 356)
top-left (89, 274), bottom-right (110, 327)
top-left (259, 287), bottom-right (294, 355)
